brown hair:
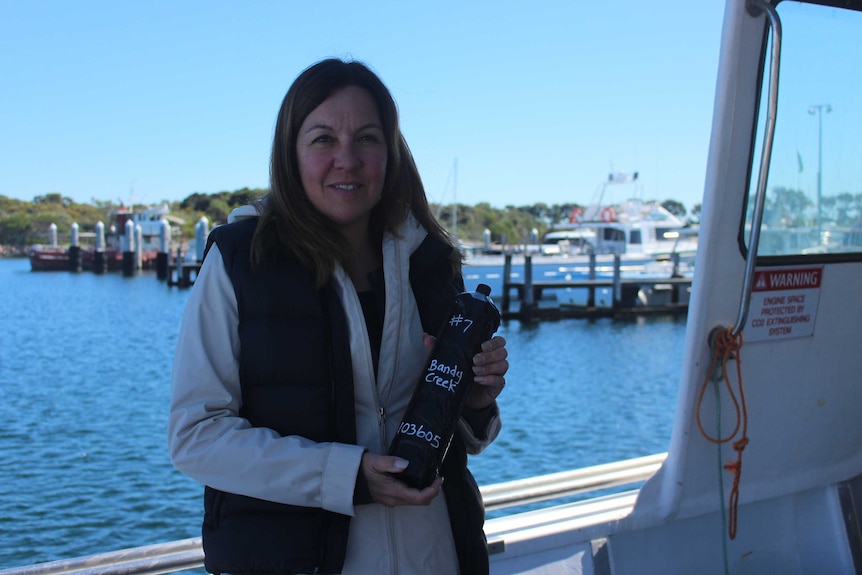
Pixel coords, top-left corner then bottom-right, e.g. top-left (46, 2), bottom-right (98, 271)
top-left (251, 58), bottom-right (460, 287)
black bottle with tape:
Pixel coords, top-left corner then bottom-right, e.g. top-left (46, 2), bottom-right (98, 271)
top-left (388, 283), bottom-right (501, 489)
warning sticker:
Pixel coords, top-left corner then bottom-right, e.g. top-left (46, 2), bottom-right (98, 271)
top-left (746, 266), bottom-right (822, 342)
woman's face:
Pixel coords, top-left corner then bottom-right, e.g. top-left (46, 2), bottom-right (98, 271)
top-left (296, 85), bottom-right (388, 242)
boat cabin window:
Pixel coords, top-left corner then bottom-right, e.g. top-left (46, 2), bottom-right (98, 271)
top-left (603, 228), bottom-right (626, 242)
top-left (745, 1), bottom-right (862, 259)
top-left (629, 230), bottom-right (643, 245)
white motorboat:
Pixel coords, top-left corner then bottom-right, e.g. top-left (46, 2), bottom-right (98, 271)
top-left (541, 170), bottom-right (699, 262)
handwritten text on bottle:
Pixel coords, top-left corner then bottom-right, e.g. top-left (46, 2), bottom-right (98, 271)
top-left (425, 358), bottom-right (463, 392)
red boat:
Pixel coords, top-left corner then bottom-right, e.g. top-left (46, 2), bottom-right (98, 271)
top-left (28, 245), bottom-right (76, 272)
top-left (28, 245), bottom-right (126, 272)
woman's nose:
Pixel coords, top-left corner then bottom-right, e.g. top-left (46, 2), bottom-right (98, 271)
top-left (333, 141), bottom-right (362, 170)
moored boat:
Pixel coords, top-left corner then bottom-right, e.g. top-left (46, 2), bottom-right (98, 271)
top-left (27, 245), bottom-right (75, 272)
top-left (541, 174), bottom-right (699, 263)
top-left (28, 245), bottom-right (125, 272)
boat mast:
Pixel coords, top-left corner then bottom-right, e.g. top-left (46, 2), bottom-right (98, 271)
top-left (452, 158), bottom-right (458, 240)
top-left (436, 159), bottom-right (459, 239)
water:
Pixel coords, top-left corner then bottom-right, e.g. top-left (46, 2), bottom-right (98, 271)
top-left (0, 257), bottom-right (685, 569)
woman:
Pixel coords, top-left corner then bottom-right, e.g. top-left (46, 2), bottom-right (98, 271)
top-left (169, 58), bottom-right (508, 574)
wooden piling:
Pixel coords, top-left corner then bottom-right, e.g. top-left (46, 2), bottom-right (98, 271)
top-left (519, 254), bottom-right (535, 321)
top-left (167, 251), bottom-right (202, 288)
top-left (156, 252), bottom-right (169, 280)
top-left (501, 254), bottom-right (513, 313)
top-left (122, 252), bottom-right (136, 276)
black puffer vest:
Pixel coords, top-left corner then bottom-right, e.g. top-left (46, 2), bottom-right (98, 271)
top-left (201, 217), bottom-right (488, 575)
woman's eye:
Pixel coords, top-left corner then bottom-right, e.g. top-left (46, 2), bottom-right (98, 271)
top-left (312, 135), bottom-right (334, 144)
top-left (358, 133), bottom-right (381, 144)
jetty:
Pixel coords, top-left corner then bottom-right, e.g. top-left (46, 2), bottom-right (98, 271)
top-left (500, 253), bottom-right (691, 321)
top-left (166, 253), bottom-right (202, 288)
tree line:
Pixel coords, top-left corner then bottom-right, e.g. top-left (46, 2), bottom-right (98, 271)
top-left (0, 189), bottom-right (267, 253)
top-left (6, 184), bottom-right (861, 257)
top-left (0, 188), bottom-right (705, 254)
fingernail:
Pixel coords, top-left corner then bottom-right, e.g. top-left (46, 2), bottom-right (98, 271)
top-left (393, 459), bottom-right (409, 470)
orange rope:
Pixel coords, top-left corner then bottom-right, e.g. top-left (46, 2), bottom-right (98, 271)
top-left (695, 326), bottom-right (748, 539)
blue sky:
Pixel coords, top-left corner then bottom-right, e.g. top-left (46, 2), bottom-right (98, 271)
top-left (0, 1), bottom-right (728, 212)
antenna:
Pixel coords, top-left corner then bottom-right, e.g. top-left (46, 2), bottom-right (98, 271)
top-left (129, 178), bottom-right (137, 210)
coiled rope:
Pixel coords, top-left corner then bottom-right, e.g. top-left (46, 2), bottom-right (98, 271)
top-left (696, 326), bottom-right (748, 540)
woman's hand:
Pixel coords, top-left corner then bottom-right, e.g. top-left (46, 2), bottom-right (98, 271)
top-left (361, 452), bottom-right (443, 507)
top-left (466, 335), bottom-right (508, 410)
top-left (421, 333), bottom-right (508, 411)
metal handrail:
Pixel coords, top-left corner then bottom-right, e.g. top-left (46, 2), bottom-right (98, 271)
top-left (732, 0), bottom-right (782, 337)
top-left (0, 538), bottom-right (204, 575)
top-left (0, 452), bottom-right (667, 575)
top-left (480, 452), bottom-right (666, 511)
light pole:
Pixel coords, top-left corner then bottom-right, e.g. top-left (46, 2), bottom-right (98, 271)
top-left (808, 104), bottom-right (831, 232)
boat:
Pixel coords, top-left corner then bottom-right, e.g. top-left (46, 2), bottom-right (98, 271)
top-left (27, 245), bottom-right (80, 272)
top-left (540, 174), bottom-right (699, 263)
top-left (481, 2), bottom-right (862, 572)
top-left (4, 1), bottom-right (862, 573)
top-left (28, 244), bottom-right (124, 272)
top-left (755, 223), bottom-right (862, 257)
top-left (27, 203), bottom-right (183, 272)
top-left (112, 203), bottom-right (186, 249)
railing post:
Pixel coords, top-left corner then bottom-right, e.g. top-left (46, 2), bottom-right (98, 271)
top-left (520, 254), bottom-right (535, 320)
top-left (501, 253), bottom-right (512, 313)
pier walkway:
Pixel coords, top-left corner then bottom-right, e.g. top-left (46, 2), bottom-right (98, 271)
top-left (500, 253), bottom-right (692, 321)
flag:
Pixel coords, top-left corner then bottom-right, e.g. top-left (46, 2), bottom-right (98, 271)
top-left (797, 150), bottom-right (803, 173)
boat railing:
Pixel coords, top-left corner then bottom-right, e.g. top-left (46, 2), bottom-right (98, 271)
top-left (0, 452), bottom-right (667, 575)
top-left (481, 452), bottom-right (665, 511)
